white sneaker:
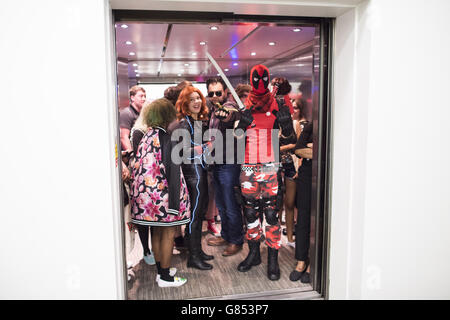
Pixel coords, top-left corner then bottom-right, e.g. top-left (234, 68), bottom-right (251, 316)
top-left (156, 267), bottom-right (177, 282)
top-left (143, 252), bottom-right (156, 265)
top-left (127, 269), bottom-right (135, 281)
top-left (158, 276), bottom-right (187, 288)
top-left (287, 241), bottom-right (296, 248)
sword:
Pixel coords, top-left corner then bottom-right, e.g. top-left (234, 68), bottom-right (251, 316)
top-left (205, 51), bottom-right (246, 111)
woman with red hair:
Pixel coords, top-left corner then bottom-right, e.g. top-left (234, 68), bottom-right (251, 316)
top-left (173, 86), bottom-right (214, 270)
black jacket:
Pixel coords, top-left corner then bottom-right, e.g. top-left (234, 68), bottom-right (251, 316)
top-left (172, 116), bottom-right (209, 176)
top-left (159, 127), bottom-right (183, 213)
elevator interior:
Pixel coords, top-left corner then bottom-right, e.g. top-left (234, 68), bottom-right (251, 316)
top-left (113, 11), bottom-right (330, 300)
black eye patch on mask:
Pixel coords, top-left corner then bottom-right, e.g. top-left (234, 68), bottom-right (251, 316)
top-left (251, 68), bottom-right (269, 93)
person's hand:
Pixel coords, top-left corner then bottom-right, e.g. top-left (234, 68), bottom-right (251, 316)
top-left (273, 105), bottom-right (294, 137)
top-left (194, 142), bottom-right (212, 155)
top-left (214, 102), bottom-right (230, 121)
top-left (121, 149), bottom-right (133, 166)
top-left (236, 106), bottom-right (254, 130)
top-left (122, 162), bottom-right (130, 181)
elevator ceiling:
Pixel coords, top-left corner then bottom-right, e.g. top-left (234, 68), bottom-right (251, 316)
top-left (115, 21), bottom-right (316, 83)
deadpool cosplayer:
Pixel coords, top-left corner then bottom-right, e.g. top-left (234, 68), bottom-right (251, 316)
top-left (233, 64), bottom-right (295, 280)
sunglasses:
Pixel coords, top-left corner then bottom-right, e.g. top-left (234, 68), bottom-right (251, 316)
top-left (207, 91), bottom-right (223, 98)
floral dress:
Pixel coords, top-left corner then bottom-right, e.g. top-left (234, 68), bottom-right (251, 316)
top-left (130, 128), bottom-right (190, 226)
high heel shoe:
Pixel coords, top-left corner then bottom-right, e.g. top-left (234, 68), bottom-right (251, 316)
top-left (289, 258), bottom-right (309, 282)
top-left (207, 219), bottom-right (220, 236)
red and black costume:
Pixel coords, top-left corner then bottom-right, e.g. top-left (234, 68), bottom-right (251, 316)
top-left (235, 64), bottom-right (295, 280)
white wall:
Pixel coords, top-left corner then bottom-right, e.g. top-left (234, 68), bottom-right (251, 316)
top-left (329, 0), bottom-right (450, 299)
top-left (0, 0), bottom-right (124, 299)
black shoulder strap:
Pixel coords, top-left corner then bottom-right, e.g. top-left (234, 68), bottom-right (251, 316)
top-left (275, 96), bottom-right (285, 109)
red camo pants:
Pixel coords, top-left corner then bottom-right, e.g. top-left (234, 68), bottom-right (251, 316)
top-left (240, 164), bottom-right (281, 250)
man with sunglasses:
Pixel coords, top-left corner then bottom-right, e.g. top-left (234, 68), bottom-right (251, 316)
top-left (205, 78), bottom-right (245, 257)
top-left (206, 78), bottom-right (227, 104)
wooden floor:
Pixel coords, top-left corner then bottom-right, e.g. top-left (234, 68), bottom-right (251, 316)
top-left (126, 221), bottom-right (313, 300)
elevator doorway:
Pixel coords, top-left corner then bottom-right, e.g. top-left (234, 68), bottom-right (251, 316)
top-left (113, 10), bottom-right (332, 300)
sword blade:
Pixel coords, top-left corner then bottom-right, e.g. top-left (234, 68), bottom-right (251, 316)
top-left (205, 51), bottom-right (246, 111)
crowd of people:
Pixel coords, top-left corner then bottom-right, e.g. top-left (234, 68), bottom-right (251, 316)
top-left (120, 64), bottom-right (313, 288)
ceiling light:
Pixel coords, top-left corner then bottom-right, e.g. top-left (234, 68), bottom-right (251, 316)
top-left (121, 24), bottom-right (128, 29)
top-left (184, 63), bottom-right (189, 66)
top-left (192, 52), bottom-right (197, 56)
top-left (136, 74), bottom-right (140, 77)
top-left (224, 68), bottom-right (229, 72)
top-left (199, 41), bottom-right (206, 46)
top-left (134, 69), bottom-right (139, 72)
top-left (233, 62), bottom-right (238, 66)
top-left (268, 42), bottom-right (276, 46)
top-left (296, 64), bottom-right (305, 67)
top-left (217, 73), bottom-right (220, 76)
top-left (210, 26), bottom-right (218, 31)
top-left (129, 52), bottom-right (135, 56)
top-left (293, 28), bottom-right (302, 32)
top-left (296, 55), bottom-right (313, 61)
top-left (177, 73), bottom-right (182, 76)
top-left (251, 52), bottom-right (256, 56)
top-left (125, 41), bottom-right (132, 45)
top-left (132, 63), bottom-right (138, 67)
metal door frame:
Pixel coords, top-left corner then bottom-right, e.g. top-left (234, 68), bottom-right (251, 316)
top-left (112, 9), bottom-right (334, 300)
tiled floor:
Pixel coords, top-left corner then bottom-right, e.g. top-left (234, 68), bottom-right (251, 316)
top-left (126, 220), bottom-right (313, 300)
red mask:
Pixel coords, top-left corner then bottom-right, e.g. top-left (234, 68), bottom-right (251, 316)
top-left (250, 64), bottom-right (270, 95)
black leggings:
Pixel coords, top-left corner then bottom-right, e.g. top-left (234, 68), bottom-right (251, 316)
top-left (183, 165), bottom-right (209, 255)
top-left (136, 224), bottom-right (153, 256)
top-left (295, 166), bottom-right (312, 261)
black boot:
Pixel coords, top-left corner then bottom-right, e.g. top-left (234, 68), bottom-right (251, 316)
top-left (187, 229), bottom-right (213, 270)
top-left (237, 241), bottom-right (261, 272)
top-left (187, 253), bottom-right (213, 270)
top-left (200, 249), bottom-right (214, 261)
top-left (267, 247), bottom-right (280, 280)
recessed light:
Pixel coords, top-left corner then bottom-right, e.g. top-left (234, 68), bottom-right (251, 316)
top-left (184, 63), bottom-right (190, 66)
top-left (134, 69), bottom-right (139, 73)
top-left (199, 41), bottom-right (206, 46)
top-left (224, 68), bottom-right (229, 72)
top-left (121, 24), bottom-right (128, 29)
top-left (192, 52), bottom-right (197, 56)
top-left (210, 26), bottom-right (218, 31)
top-left (136, 74), bottom-right (140, 77)
top-left (296, 64), bottom-right (305, 67)
top-left (233, 62), bottom-right (238, 66)
top-left (217, 73), bottom-right (220, 76)
top-left (132, 63), bottom-right (138, 67)
top-left (125, 41), bottom-right (132, 45)
top-left (293, 28), bottom-right (302, 32)
top-left (177, 73), bottom-right (182, 77)
top-left (268, 42), bottom-right (276, 46)
top-left (251, 52), bottom-right (256, 56)
top-left (129, 52), bottom-right (135, 56)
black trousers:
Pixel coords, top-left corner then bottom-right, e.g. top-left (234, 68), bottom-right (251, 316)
top-left (295, 165), bottom-right (312, 261)
top-left (183, 165), bottom-right (209, 256)
top-left (136, 224), bottom-right (152, 256)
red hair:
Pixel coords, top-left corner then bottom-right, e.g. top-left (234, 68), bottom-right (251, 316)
top-left (175, 86), bottom-right (209, 120)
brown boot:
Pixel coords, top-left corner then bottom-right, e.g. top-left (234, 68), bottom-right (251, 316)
top-left (222, 244), bottom-right (242, 256)
top-left (207, 236), bottom-right (227, 246)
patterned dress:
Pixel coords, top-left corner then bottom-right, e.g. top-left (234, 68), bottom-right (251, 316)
top-left (130, 128), bottom-right (190, 226)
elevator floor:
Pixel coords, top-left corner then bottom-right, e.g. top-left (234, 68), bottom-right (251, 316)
top-left (126, 221), bottom-right (313, 300)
